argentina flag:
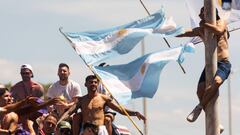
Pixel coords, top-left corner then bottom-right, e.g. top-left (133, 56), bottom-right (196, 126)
top-left (61, 8), bottom-right (184, 65)
top-left (92, 43), bottom-right (195, 104)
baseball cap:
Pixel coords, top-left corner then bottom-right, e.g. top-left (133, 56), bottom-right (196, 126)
top-left (58, 121), bottom-right (71, 129)
top-left (20, 64), bottom-right (34, 77)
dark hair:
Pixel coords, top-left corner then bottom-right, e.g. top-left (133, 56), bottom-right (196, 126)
top-left (58, 63), bottom-right (69, 69)
top-left (0, 88), bottom-right (8, 97)
top-left (201, 7), bottom-right (220, 20)
top-left (44, 113), bottom-right (58, 122)
top-left (83, 122), bottom-right (99, 135)
top-left (85, 75), bottom-right (98, 82)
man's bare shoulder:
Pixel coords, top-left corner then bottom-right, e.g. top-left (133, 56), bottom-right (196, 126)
top-left (32, 81), bottom-right (44, 89)
top-left (10, 81), bottom-right (22, 91)
top-left (99, 94), bottom-right (112, 103)
top-left (4, 112), bottom-right (18, 120)
top-left (217, 19), bottom-right (227, 28)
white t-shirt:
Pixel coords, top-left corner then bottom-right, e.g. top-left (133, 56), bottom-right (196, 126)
top-left (47, 80), bottom-right (82, 101)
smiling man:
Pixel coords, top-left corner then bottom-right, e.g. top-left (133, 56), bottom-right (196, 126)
top-left (76, 75), bottom-right (146, 135)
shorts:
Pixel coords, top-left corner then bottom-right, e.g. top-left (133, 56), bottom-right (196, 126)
top-left (98, 125), bottom-right (109, 135)
top-left (79, 125), bottom-right (108, 135)
top-left (198, 60), bottom-right (231, 83)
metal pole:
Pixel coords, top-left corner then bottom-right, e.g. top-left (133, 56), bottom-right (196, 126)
top-left (227, 71), bottom-right (233, 135)
top-left (204, 0), bottom-right (219, 135)
top-left (139, 0), bottom-right (186, 74)
top-left (141, 40), bottom-right (148, 135)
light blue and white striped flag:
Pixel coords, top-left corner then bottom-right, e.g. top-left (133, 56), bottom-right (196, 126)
top-left (185, 0), bottom-right (240, 27)
top-left (92, 43), bottom-right (195, 104)
top-left (62, 8), bottom-right (183, 65)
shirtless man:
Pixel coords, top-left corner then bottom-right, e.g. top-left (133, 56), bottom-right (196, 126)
top-left (177, 7), bottom-right (231, 126)
top-left (0, 87), bottom-right (18, 135)
top-left (77, 75), bottom-right (146, 135)
top-left (11, 64), bottom-right (44, 101)
top-left (0, 87), bottom-right (63, 135)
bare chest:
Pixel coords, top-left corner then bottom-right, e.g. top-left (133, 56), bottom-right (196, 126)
top-left (84, 97), bottom-right (105, 111)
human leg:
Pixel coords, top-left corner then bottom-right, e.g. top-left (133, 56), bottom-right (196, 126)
top-left (199, 75), bottom-right (223, 108)
top-left (200, 61), bottom-right (231, 107)
top-left (73, 112), bottom-right (82, 135)
top-left (104, 113), bottom-right (115, 135)
top-left (186, 70), bottom-right (206, 122)
top-left (187, 61), bottom-right (231, 123)
top-left (187, 76), bottom-right (222, 122)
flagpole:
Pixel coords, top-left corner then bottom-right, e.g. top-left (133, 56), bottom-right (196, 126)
top-left (90, 66), bottom-right (144, 135)
top-left (139, 0), bottom-right (186, 74)
top-left (59, 28), bottom-right (144, 135)
top-left (141, 40), bottom-right (148, 135)
top-left (204, 0), bottom-right (219, 135)
top-left (193, 27), bottom-right (240, 45)
top-left (227, 71), bottom-right (233, 135)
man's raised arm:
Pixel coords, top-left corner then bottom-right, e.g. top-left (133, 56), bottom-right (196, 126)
top-left (105, 95), bottom-right (146, 123)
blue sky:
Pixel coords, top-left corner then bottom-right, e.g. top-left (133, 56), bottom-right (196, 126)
top-left (0, 0), bottom-right (240, 134)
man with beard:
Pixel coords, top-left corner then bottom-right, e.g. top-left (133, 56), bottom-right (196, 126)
top-left (76, 75), bottom-right (146, 135)
top-left (10, 64), bottom-right (45, 134)
top-left (47, 63), bottom-right (82, 116)
top-left (11, 64), bottom-right (44, 101)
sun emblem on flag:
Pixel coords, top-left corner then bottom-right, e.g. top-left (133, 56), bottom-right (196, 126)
top-left (117, 29), bottom-right (128, 37)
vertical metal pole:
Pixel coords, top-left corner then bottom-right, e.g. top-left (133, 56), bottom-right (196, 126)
top-left (227, 71), bottom-right (233, 135)
top-left (204, 0), bottom-right (219, 135)
top-left (141, 40), bottom-right (148, 135)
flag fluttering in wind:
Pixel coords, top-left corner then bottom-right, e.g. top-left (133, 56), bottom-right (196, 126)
top-left (185, 0), bottom-right (240, 46)
top-left (92, 43), bottom-right (195, 104)
top-left (185, 0), bottom-right (240, 27)
top-left (62, 8), bottom-right (183, 65)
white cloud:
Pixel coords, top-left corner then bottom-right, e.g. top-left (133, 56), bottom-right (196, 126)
top-left (0, 59), bottom-right (21, 84)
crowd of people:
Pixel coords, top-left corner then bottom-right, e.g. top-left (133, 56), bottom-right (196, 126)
top-left (1, 7), bottom-right (231, 135)
top-left (0, 63), bottom-right (146, 135)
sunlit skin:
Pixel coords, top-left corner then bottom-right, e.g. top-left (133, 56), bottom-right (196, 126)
top-left (176, 7), bottom-right (230, 109)
top-left (0, 91), bottom-right (13, 106)
top-left (0, 90), bottom-right (18, 134)
top-left (77, 76), bottom-right (146, 127)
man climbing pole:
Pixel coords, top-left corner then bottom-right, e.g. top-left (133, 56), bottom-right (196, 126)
top-left (177, 4), bottom-right (231, 134)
